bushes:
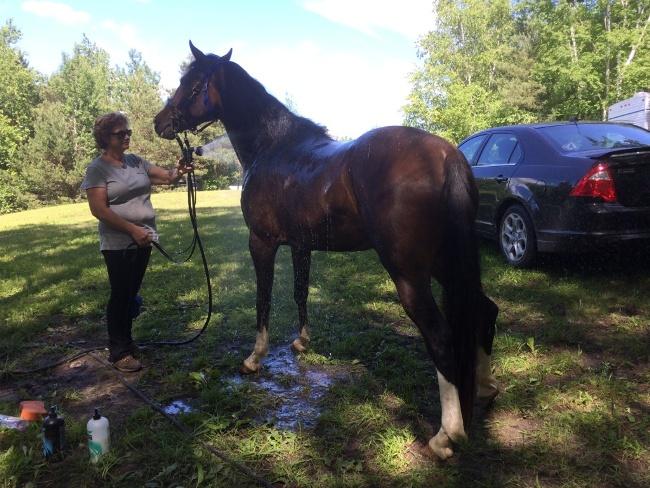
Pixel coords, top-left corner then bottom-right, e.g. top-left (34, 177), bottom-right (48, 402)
top-left (0, 170), bottom-right (38, 214)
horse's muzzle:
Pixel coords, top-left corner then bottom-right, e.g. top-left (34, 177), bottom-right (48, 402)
top-left (154, 105), bottom-right (181, 140)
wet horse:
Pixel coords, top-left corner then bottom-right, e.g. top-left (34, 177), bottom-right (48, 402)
top-left (154, 42), bottom-right (499, 459)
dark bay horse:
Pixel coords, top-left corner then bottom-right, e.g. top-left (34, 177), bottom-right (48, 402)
top-left (154, 42), bottom-right (499, 459)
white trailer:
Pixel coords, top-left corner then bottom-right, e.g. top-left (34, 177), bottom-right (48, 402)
top-left (607, 92), bottom-right (650, 130)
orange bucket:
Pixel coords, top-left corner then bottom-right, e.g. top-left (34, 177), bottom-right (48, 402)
top-left (19, 400), bottom-right (47, 421)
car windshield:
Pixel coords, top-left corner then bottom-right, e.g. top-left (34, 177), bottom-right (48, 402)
top-left (537, 124), bottom-right (650, 153)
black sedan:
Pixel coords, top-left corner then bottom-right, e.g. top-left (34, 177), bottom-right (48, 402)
top-left (458, 122), bottom-right (650, 266)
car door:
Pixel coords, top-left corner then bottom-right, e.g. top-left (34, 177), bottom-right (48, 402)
top-left (471, 132), bottom-right (522, 235)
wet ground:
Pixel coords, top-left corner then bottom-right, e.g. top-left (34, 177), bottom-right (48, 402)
top-left (6, 340), bottom-right (342, 437)
top-left (160, 345), bottom-right (341, 429)
top-left (162, 399), bottom-right (193, 415)
top-left (225, 345), bottom-right (337, 430)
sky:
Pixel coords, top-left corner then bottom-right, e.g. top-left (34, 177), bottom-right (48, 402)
top-left (1, 0), bottom-right (436, 139)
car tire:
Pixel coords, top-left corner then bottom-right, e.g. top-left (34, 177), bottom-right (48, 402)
top-left (499, 204), bottom-right (537, 267)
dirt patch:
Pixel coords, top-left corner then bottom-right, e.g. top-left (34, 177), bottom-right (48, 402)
top-left (4, 350), bottom-right (145, 430)
top-left (487, 410), bottom-right (543, 449)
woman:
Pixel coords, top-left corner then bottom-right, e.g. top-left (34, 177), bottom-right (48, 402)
top-left (81, 112), bottom-right (192, 372)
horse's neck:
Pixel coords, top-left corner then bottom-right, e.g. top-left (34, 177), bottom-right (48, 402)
top-left (223, 128), bottom-right (257, 169)
top-left (221, 104), bottom-right (291, 170)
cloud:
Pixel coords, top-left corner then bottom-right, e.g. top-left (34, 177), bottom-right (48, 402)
top-left (233, 41), bottom-right (415, 138)
top-left (301, 0), bottom-right (434, 40)
top-left (97, 19), bottom-right (183, 92)
top-left (101, 20), bottom-right (139, 47)
top-left (21, 1), bottom-right (90, 25)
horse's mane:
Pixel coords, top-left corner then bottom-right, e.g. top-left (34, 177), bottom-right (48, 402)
top-left (190, 56), bottom-right (332, 147)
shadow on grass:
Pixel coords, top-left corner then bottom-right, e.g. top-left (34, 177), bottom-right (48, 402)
top-left (2, 206), bottom-right (649, 486)
top-left (0, 206), bottom-right (252, 359)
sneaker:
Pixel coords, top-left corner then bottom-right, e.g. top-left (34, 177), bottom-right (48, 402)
top-left (112, 355), bottom-right (142, 373)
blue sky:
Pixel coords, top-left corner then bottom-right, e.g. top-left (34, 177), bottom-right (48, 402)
top-left (1, 0), bottom-right (435, 138)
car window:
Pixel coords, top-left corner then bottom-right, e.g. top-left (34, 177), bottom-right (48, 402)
top-left (477, 133), bottom-right (519, 165)
top-left (509, 143), bottom-right (523, 163)
top-left (537, 124), bottom-right (650, 153)
top-left (458, 135), bottom-right (487, 164)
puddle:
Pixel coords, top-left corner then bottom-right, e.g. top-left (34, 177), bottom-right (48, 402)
top-left (227, 345), bottom-right (335, 430)
top-left (162, 399), bottom-right (194, 415)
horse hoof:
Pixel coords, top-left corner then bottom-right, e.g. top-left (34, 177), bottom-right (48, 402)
top-left (428, 429), bottom-right (455, 460)
top-left (291, 337), bottom-right (309, 353)
top-left (240, 359), bottom-right (259, 375)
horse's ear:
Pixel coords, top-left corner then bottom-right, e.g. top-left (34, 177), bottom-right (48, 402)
top-left (189, 40), bottom-right (205, 61)
top-left (222, 48), bottom-right (232, 62)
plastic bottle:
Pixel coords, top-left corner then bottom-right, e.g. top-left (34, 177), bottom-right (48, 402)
top-left (87, 408), bottom-right (110, 463)
top-left (42, 406), bottom-right (65, 460)
top-left (194, 135), bottom-right (233, 158)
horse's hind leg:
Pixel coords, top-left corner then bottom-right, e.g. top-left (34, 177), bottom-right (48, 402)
top-left (390, 273), bottom-right (466, 460)
top-left (290, 247), bottom-right (311, 353)
top-left (241, 232), bottom-right (278, 374)
top-left (476, 293), bottom-right (499, 404)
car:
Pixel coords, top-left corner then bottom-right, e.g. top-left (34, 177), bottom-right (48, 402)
top-left (458, 121), bottom-right (650, 267)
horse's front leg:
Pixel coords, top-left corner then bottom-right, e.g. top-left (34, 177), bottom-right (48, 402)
top-left (290, 247), bottom-right (311, 353)
top-left (241, 232), bottom-right (278, 374)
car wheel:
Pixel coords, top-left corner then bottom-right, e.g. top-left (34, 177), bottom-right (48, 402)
top-left (499, 204), bottom-right (537, 267)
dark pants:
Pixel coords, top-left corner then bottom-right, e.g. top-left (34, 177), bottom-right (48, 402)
top-left (102, 247), bottom-right (151, 362)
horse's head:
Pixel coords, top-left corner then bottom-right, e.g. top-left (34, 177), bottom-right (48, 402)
top-left (154, 41), bottom-right (232, 139)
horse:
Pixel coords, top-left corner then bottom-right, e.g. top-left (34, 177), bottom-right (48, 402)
top-left (154, 42), bottom-right (499, 459)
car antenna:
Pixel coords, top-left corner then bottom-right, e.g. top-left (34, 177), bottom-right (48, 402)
top-left (569, 115), bottom-right (584, 137)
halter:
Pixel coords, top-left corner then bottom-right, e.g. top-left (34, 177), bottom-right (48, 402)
top-left (169, 63), bottom-right (224, 136)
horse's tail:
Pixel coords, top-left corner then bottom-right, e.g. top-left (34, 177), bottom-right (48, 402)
top-left (440, 148), bottom-right (481, 433)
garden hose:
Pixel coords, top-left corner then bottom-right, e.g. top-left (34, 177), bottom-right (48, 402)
top-left (0, 136), bottom-right (272, 486)
top-left (88, 352), bottom-right (273, 488)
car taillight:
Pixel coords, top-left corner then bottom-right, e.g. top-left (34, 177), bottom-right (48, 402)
top-left (570, 162), bottom-right (617, 203)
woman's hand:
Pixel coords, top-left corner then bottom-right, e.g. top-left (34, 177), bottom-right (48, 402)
top-left (175, 156), bottom-right (194, 178)
top-left (130, 224), bottom-right (152, 247)
top-left (148, 158), bottom-right (194, 185)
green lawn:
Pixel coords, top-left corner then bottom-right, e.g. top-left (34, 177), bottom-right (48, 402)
top-left (1, 190), bottom-right (649, 487)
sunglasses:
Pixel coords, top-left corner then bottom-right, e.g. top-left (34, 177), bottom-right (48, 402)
top-left (111, 129), bottom-right (133, 139)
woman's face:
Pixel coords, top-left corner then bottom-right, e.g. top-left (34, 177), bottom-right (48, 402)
top-left (107, 122), bottom-right (131, 153)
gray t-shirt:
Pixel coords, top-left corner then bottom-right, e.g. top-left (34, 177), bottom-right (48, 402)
top-left (81, 154), bottom-right (157, 250)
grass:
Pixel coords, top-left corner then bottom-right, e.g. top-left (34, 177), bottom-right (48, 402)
top-left (1, 190), bottom-right (649, 487)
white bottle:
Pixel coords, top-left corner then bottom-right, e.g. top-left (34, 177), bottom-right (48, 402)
top-left (87, 408), bottom-right (110, 463)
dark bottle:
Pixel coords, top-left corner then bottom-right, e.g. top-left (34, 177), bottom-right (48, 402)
top-left (42, 406), bottom-right (65, 460)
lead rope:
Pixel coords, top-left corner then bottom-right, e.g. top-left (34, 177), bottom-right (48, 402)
top-left (142, 132), bottom-right (213, 346)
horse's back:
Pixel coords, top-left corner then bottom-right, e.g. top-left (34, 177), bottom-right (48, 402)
top-left (346, 126), bottom-right (458, 208)
top-left (341, 126), bottom-right (466, 261)
top-left (242, 125), bottom-right (466, 255)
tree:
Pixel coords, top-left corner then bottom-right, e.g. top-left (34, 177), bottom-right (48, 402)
top-left (526, 0), bottom-right (650, 120)
top-left (404, 1), bottom-right (650, 141)
top-left (112, 50), bottom-right (179, 166)
top-left (0, 20), bottom-right (40, 154)
top-left (0, 20), bottom-right (40, 212)
top-left (21, 36), bottom-right (112, 200)
top-left (404, 0), bottom-right (543, 142)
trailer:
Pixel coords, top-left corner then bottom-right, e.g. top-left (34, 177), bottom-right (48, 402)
top-left (607, 92), bottom-right (650, 130)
